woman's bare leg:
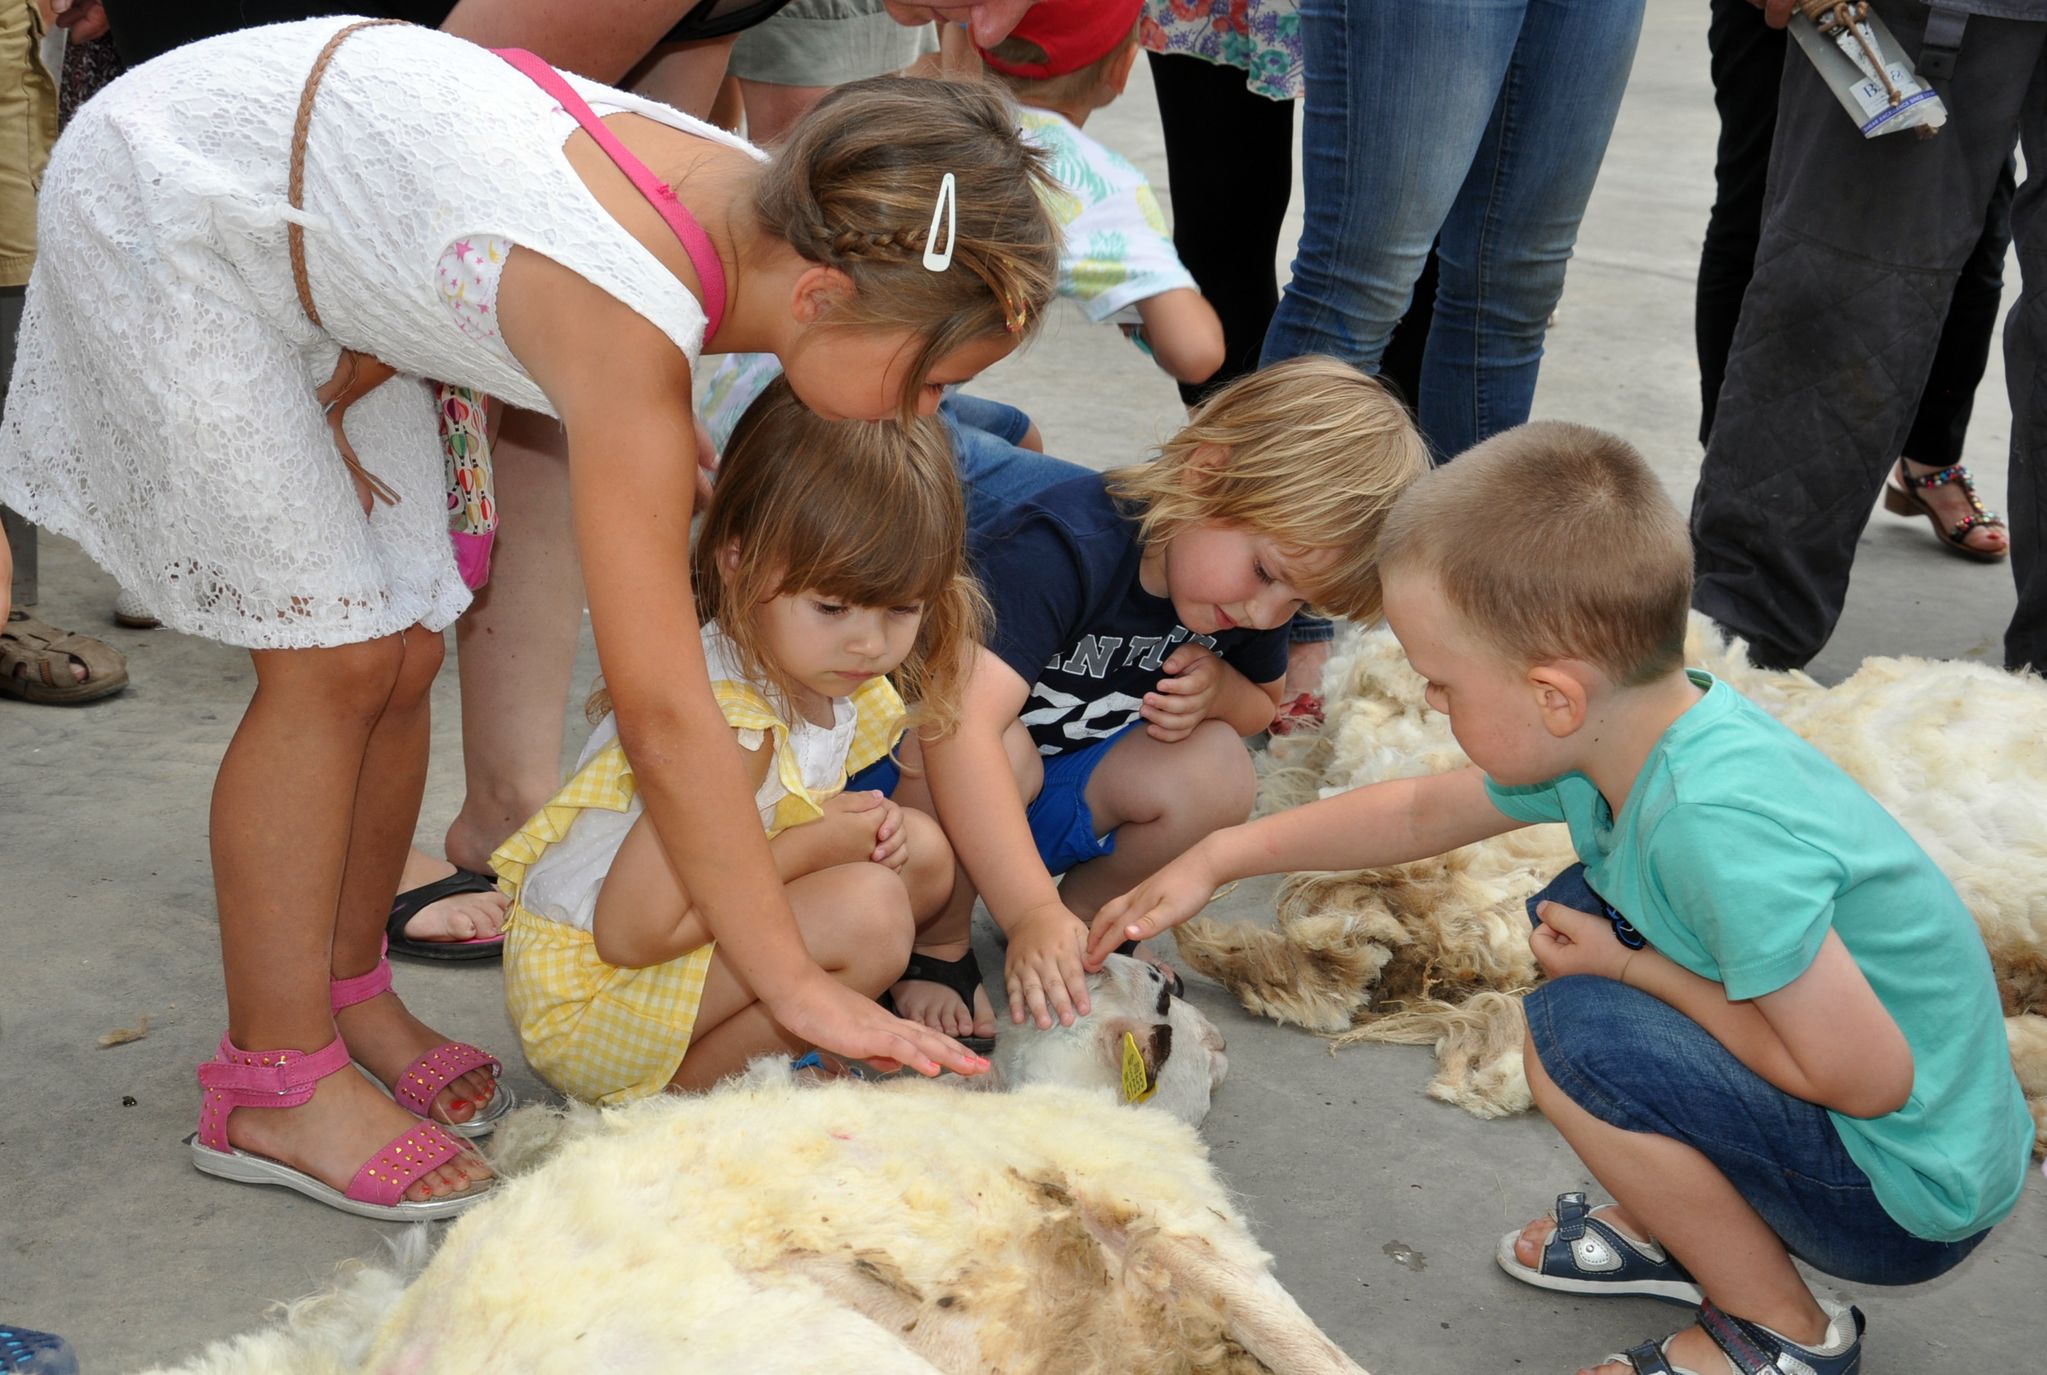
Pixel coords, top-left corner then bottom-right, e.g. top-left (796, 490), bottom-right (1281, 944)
top-left (443, 407), bottom-right (584, 872)
top-left (213, 637), bottom-right (484, 1201)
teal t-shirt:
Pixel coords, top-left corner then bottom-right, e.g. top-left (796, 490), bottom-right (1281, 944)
top-left (1486, 672), bottom-right (2030, 1242)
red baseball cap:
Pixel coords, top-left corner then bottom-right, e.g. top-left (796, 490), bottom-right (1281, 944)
top-left (976, 0), bottom-right (1145, 79)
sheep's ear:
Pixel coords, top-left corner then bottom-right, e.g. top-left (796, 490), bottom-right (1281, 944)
top-left (1097, 1018), bottom-right (1173, 1101)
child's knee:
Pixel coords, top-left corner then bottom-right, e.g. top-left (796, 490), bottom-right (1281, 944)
top-left (1175, 722), bottom-right (1258, 825)
top-left (900, 810), bottom-right (958, 921)
top-left (387, 625), bottom-right (446, 709)
top-left (839, 863), bottom-right (917, 974)
top-left (296, 634), bottom-right (410, 725)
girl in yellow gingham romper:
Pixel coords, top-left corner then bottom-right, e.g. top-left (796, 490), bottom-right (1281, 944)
top-left (495, 643), bottom-right (907, 1103)
top-left (494, 379), bottom-right (989, 1103)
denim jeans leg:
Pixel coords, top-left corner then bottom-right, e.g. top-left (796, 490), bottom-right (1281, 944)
top-left (1424, 0), bottom-right (1645, 459)
top-left (1260, 0), bottom-right (1523, 374)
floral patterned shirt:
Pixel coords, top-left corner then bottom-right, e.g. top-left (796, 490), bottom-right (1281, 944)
top-left (1141, 0), bottom-right (1303, 102)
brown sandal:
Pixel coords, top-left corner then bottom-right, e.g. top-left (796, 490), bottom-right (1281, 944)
top-left (1883, 460), bottom-right (2009, 563)
top-left (0, 610), bottom-right (130, 705)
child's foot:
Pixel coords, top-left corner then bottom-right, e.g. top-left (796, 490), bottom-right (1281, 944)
top-left (888, 943), bottom-right (997, 1041)
top-left (1574, 1324), bottom-right (1725, 1375)
top-left (1511, 1201), bottom-right (1655, 1270)
top-left (393, 848), bottom-right (507, 943)
top-left (1500, 1193), bottom-right (1702, 1305)
top-left (227, 1057), bottom-right (491, 1203)
top-left (333, 985), bottom-right (500, 1127)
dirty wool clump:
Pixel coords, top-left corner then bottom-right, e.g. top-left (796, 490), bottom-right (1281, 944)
top-left (1176, 613), bottom-right (2047, 1144)
top-left (136, 1064), bottom-right (1370, 1375)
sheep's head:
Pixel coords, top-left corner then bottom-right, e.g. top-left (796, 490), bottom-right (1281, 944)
top-left (990, 954), bottom-right (1228, 1126)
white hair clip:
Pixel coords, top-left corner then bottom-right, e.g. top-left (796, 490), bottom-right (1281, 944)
top-left (923, 172), bottom-right (957, 272)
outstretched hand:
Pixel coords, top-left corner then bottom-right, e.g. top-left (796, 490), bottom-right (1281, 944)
top-left (1084, 846), bottom-right (1221, 967)
top-left (772, 972), bottom-right (990, 1078)
top-left (1004, 904), bottom-right (1093, 1028)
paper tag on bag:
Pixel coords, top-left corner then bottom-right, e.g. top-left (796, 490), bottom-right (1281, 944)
top-left (1789, 8), bottom-right (1947, 138)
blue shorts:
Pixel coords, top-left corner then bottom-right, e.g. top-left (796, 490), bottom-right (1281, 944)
top-left (1523, 865), bottom-right (1991, 1286)
top-left (846, 724), bottom-right (1135, 877)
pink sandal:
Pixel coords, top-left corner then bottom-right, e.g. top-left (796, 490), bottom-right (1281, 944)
top-left (188, 1034), bottom-right (492, 1222)
top-left (330, 954), bottom-right (515, 1138)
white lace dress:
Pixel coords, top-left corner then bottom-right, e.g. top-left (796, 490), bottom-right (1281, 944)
top-left (0, 18), bottom-right (761, 647)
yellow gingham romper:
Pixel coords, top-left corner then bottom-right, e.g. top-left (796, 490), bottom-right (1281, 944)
top-left (495, 673), bottom-right (906, 1104)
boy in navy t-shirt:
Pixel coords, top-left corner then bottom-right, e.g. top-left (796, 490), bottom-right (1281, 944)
top-left (873, 359), bottom-right (1427, 1037)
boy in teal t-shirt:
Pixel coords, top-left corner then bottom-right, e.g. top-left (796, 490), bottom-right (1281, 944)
top-left (1082, 424), bottom-right (2032, 1375)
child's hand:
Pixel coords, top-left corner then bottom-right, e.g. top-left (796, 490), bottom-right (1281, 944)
top-left (820, 790), bottom-right (889, 866)
top-left (869, 794), bottom-right (909, 871)
top-left (1142, 646), bottom-right (1222, 742)
top-left (1085, 846), bottom-right (1221, 967)
top-left (1529, 901), bottom-right (1634, 982)
top-left (1004, 904), bottom-right (1093, 1029)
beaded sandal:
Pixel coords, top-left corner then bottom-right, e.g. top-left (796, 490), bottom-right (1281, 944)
top-left (188, 1034), bottom-right (492, 1222)
top-left (1883, 460), bottom-right (2009, 563)
top-left (330, 953), bottom-right (514, 1138)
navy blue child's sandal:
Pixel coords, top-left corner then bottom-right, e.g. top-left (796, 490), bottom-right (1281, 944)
top-left (1496, 1192), bottom-right (1706, 1306)
top-left (1606, 1297), bottom-right (1866, 1374)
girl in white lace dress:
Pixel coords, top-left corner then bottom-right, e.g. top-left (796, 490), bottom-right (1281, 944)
top-left (0, 16), bottom-right (1055, 1221)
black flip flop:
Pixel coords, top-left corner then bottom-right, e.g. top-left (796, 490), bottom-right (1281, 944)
top-left (884, 948), bottom-right (996, 1053)
top-left (1116, 940), bottom-right (1186, 999)
top-left (386, 867), bottom-right (506, 963)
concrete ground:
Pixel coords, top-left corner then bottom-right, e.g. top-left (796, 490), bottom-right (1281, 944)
top-left (3, 8), bottom-right (2040, 1371)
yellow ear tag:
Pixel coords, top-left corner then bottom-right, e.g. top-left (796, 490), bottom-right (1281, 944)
top-left (1120, 1031), bottom-right (1157, 1104)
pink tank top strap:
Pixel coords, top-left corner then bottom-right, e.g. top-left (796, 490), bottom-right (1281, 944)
top-left (492, 47), bottom-right (728, 345)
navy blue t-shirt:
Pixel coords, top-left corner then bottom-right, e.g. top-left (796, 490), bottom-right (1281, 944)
top-left (972, 475), bottom-right (1289, 756)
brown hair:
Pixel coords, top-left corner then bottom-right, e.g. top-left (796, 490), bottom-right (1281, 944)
top-left (1376, 421), bottom-right (1693, 686)
top-left (1103, 357), bottom-right (1430, 623)
top-left (582, 379), bottom-right (986, 736)
top-left (753, 78), bottom-right (1061, 418)
top-left (983, 20), bottom-right (1142, 109)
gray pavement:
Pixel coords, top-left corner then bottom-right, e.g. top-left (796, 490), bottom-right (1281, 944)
top-left (3, 8), bottom-right (2041, 1371)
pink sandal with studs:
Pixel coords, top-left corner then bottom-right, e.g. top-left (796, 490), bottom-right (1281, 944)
top-left (188, 1034), bottom-right (492, 1222)
top-left (330, 953), bottom-right (515, 1138)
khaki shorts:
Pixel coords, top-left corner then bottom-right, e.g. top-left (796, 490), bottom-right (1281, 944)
top-left (0, 0), bottom-right (56, 287)
top-left (727, 0), bottom-right (936, 87)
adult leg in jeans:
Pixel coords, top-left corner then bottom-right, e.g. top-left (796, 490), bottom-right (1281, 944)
top-left (2002, 66), bottom-right (2047, 671)
top-left (1147, 50), bottom-right (1294, 409)
top-left (1422, 0), bottom-right (1645, 461)
top-left (1260, 0), bottom-right (1526, 686)
top-left (1690, 5), bottom-right (2041, 670)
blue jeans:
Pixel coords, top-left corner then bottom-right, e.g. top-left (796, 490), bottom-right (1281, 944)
top-left (1261, 0), bottom-right (1644, 460)
top-left (939, 393), bottom-right (1086, 533)
top-left (1522, 867), bottom-right (1992, 1286)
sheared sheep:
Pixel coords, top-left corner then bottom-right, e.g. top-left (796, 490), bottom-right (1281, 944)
top-left (137, 960), bottom-right (1362, 1375)
top-left (1176, 613), bottom-right (2047, 1144)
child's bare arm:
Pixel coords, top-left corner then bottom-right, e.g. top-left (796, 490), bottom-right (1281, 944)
top-left (1086, 766), bottom-right (1522, 963)
top-left (1132, 288), bottom-right (1226, 386)
top-left (921, 647), bottom-right (1094, 1026)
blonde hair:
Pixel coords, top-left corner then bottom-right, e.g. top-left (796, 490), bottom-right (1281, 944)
top-left (1376, 421), bottom-right (1692, 686)
top-left (585, 379), bottom-right (986, 737)
top-left (753, 78), bottom-right (1061, 418)
top-left (1103, 357), bottom-right (1430, 623)
top-left (983, 21), bottom-right (1142, 109)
